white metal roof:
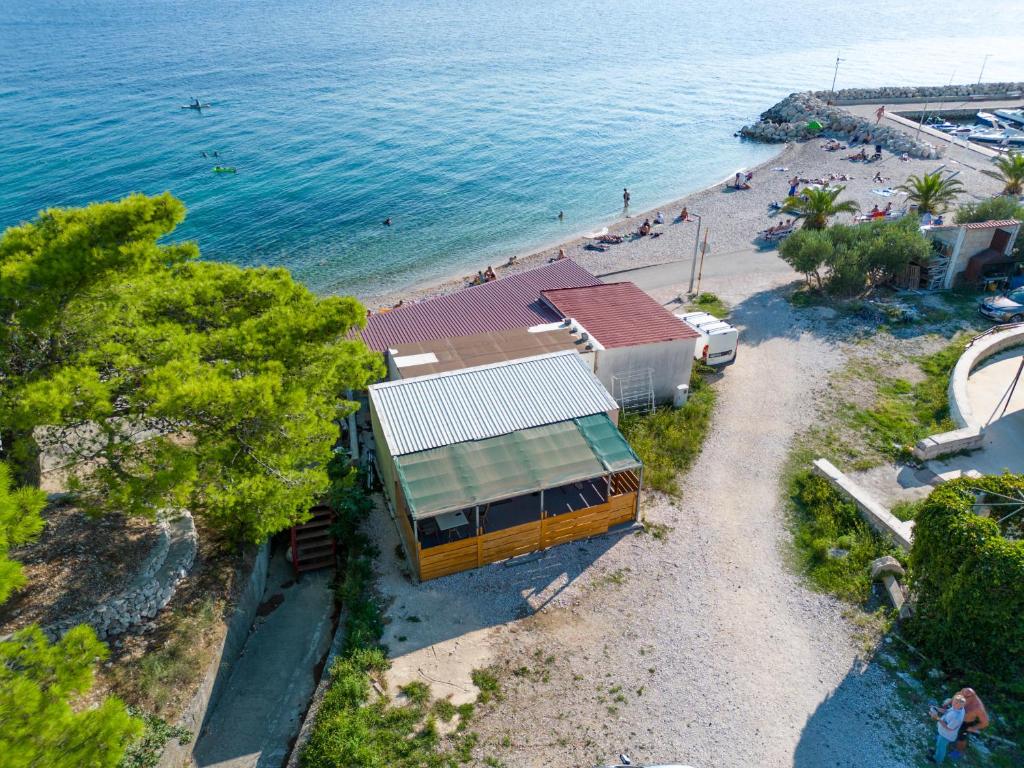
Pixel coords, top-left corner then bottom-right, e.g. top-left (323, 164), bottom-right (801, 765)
top-left (369, 350), bottom-right (618, 456)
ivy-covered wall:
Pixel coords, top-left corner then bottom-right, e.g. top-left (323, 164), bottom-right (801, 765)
top-left (908, 475), bottom-right (1024, 686)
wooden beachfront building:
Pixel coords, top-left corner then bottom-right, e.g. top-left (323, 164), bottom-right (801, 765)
top-left (368, 351), bottom-right (643, 581)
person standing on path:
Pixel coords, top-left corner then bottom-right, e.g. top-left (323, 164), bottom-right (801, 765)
top-left (929, 693), bottom-right (966, 763)
top-left (875, 104), bottom-right (886, 123)
top-left (948, 687), bottom-right (989, 760)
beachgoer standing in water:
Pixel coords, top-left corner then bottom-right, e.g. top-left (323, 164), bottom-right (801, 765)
top-left (623, 188), bottom-right (630, 208)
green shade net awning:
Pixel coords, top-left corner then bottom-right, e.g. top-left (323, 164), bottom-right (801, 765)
top-left (574, 414), bottom-right (642, 471)
top-left (394, 414), bottom-right (641, 520)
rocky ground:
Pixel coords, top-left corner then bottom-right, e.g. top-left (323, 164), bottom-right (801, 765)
top-left (0, 506), bottom-right (159, 633)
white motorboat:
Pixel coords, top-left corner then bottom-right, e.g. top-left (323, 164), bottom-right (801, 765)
top-left (966, 126), bottom-right (1024, 147)
top-left (975, 111), bottom-right (1012, 129)
top-left (993, 108), bottom-right (1024, 129)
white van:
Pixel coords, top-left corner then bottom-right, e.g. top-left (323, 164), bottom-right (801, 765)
top-left (676, 311), bottom-right (738, 366)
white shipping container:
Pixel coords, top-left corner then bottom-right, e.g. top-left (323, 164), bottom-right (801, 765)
top-left (676, 311), bottom-right (738, 366)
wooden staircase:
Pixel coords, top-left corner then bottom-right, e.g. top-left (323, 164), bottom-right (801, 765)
top-left (290, 505), bottom-right (336, 575)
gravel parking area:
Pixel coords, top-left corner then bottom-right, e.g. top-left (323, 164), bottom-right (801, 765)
top-left (451, 277), bottom-right (932, 768)
top-left (366, 128), bottom-right (1007, 766)
top-left (372, 270), bottom-right (935, 767)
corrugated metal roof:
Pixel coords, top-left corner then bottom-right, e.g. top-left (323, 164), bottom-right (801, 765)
top-left (369, 350), bottom-right (618, 456)
top-left (389, 325), bottom-right (583, 378)
top-left (360, 260), bottom-right (600, 351)
top-left (963, 219), bottom-right (1020, 230)
top-left (540, 282), bottom-right (700, 348)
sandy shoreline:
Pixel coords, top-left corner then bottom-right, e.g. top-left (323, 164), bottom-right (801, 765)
top-left (358, 134), bottom-right (1003, 309)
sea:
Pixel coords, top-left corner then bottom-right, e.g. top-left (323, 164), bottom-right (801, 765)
top-left (2, 0), bottom-right (1023, 299)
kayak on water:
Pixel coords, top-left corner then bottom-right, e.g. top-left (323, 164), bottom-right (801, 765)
top-left (213, 166), bottom-right (236, 173)
top-left (181, 103), bottom-right (211, 109)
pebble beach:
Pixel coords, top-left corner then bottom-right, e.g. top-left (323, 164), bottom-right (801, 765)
top-left (360, 135), bottom-right (1004, 309)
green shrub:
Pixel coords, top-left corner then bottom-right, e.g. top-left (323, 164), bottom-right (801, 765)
top-left (686, 292), bottom-right (729, 318)
top-left (620, 364), bottom-right (716, 495)
top-left (788, 472), bottom-right (903, 602)
top-left (906, 475), bottom-right (1024, 687)
top-left (117, 712), bottom-right (191, 768)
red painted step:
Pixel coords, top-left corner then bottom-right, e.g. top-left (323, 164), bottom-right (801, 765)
top-left (290, 505), bottom-right (336, 575)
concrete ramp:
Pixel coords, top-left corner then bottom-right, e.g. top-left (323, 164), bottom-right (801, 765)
top-left (193, 551), bottom-right (334, 768)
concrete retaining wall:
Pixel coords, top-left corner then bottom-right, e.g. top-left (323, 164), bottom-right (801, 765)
top-left (157, 542), bottom-right (270, 768)
top-left (914, 326), bottom-right (1024, 460)
top-left (812, 459), bottom-right (914, 551)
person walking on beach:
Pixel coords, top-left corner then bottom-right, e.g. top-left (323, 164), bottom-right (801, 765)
top-left (623, 188), bottom-right (630, 208)
top-left (875, 104), bottom-right (886, 123)
top-left (929, 693), bottom-right (966, 763)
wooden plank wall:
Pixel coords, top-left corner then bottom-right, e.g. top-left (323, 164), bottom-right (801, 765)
top-left (395, 493), bottom-right (420, 573)
top-left (418, 536), bottom-right (478, 581)
top-left (417, 490), bottom-right (639, 581)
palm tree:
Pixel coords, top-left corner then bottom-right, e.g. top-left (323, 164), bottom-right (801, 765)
top-left (783, 185), bottom-right (860, 230)
top-left (983, 151), bottom-right (1024, 196)
top-left (898, 172), bottom-right (965, 215)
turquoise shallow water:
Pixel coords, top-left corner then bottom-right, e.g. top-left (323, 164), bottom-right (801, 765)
top-left (2, 0), bottom-right (1023, 297)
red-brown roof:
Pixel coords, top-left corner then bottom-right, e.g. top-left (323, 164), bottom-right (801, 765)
top-left (540, 282), bottom-right (700, 349)
top-left (963, 219), bottom-right (1020, 230)
top-left (360, 260), bottom-right (600, 352)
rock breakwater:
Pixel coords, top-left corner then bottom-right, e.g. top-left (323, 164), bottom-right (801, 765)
top-left (740, 92), bottom-right (940, 159)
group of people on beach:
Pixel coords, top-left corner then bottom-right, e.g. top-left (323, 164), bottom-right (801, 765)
top-left (928, 687), bottom-right (988, 763)
top-left (863, 202), bottom-right (894, 220)
top-left (471, 266), bottom-right (497, 284)
top-left (730, 171), bottom-right (754, 190)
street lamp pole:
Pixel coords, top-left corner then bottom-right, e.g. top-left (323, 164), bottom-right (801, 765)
top-left (829, 52), bottom-right (844, 104)
top-left (687, 213), bottom-right (703, 295)
top-left (977, 54), bottom-right (992, 85)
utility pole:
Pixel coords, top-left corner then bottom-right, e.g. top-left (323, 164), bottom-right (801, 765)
top-left (695, 230), bottom-right (709, 295)
top-left (829, 52), bottom-right (844, 104)
top-left (686, 213), bottom-right (703, 295)
top-left (977, 54), bottom-right (992, 85)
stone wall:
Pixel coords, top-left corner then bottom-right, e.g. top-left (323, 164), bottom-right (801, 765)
top-left (739, 92), bottom-right (940, 159)
top-left (34, 511), bottom-right (198, 642)
top-left (812, 82), bottom-right (1024, 105)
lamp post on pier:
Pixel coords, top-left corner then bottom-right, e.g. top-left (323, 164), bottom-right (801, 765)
top-left (977, 54), bottom-right (992, 85)
top-left (829, 51), bottom-right (844, 105)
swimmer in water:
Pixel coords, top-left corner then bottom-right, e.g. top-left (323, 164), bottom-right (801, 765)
top-left (383, 217), bottom-right (392, 226)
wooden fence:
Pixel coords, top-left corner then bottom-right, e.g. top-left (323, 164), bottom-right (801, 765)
top-left (415, 489), bottom-right (639, 581)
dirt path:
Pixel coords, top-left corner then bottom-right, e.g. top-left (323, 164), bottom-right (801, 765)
top-left (457, 274), bottom-right (931, 767)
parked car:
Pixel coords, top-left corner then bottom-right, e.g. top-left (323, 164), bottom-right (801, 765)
top-left (979, 286), bottom-right (1024, 323)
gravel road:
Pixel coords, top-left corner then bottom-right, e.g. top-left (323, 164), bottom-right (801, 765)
top-left (450, 273), bottom-right (933, 768)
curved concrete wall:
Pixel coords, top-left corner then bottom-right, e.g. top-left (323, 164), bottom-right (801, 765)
top-left (914, 326), bottom-right (1024, 460)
